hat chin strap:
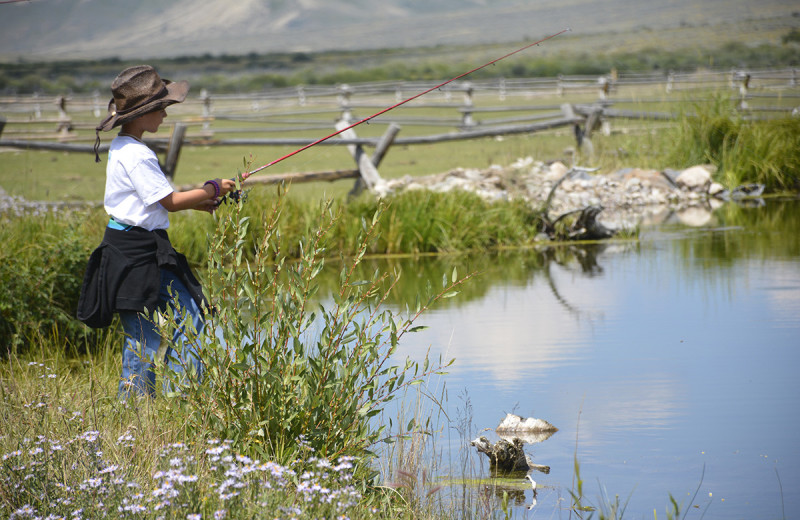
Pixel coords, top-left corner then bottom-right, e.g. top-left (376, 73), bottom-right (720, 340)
top-left (93, 130), bottom-right (102, 163)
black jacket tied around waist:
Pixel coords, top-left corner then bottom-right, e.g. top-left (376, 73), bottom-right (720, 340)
top-left (77, 227), bottom-right (207, 328)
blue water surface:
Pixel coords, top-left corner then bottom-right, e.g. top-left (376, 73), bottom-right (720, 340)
top-left (389, 202), bottom-right (800, 519)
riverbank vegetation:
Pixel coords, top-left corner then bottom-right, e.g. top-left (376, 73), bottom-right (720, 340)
top-left (0, 191), bottom-right (460, 519)
top-left (0, 187), bottom-right (546, 356)
top-left (665, 97), bottom-right (800, 192)
top-left (5, 185), bottom-right (735, 519)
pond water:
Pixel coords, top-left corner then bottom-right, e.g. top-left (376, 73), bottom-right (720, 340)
top-left (367, 198), bottom-right (800, 518)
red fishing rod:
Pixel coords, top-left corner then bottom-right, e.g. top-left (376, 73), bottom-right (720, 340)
top-left (235, 28), bottom-right (570, 183)
top-left (213, 27), bottom-right (570, 204)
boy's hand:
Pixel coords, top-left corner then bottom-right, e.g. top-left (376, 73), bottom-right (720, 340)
top-left (195, 198), bottom-right (219, 214)
top-left (219, 178), bottom-right (237, 196)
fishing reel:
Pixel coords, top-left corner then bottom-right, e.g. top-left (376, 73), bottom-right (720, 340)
top-left (215, 187), bottom-right (248, 206)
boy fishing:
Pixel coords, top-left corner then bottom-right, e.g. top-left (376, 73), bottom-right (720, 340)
top-left (78, 65), bottom-right (236, 397)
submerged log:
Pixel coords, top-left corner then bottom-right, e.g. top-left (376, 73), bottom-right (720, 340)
top-left (470, 436), bottom-right (551, 476)
top-left (547, 205), bottom-right (615, 240)
top-left (470, 413), bottom-right (557, 475)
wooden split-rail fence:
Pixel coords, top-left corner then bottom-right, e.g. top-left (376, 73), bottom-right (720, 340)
top-left (1, 67), bottom-right (798, 194)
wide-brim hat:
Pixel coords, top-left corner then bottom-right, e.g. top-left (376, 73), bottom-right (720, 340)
top-left (96, 65), bottom-right (189, 132)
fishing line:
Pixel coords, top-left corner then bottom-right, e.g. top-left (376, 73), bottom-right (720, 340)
top-left (240, 27), bottom-right (571, 181)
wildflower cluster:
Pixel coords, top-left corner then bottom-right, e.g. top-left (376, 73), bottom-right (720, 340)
top-left (1, 434), bottom-right (371, 519)
top-left (1, 429), bottom-right (139, 519)
top-left (294, 457), bottom-right (361, 510)
top-left (3, 360), bottom-right (375, 518)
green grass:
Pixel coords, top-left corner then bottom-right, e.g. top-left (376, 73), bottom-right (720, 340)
top-left (0, 347), bottom-right (397, 519)
top-left (0, 132), bottom-right (574, 203)
top-left (664, 97), bottom-right (800, 191)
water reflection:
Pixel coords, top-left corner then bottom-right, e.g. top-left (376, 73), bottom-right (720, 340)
top-left (320, 242), bottom-right (632, 312)
top-left (316, 200), bottom-right (800, 517)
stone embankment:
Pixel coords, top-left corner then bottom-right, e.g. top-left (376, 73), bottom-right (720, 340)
top-left (378, 159), bottom-right (762, 231)
top-left (3, 160), bottom-right (763, 233)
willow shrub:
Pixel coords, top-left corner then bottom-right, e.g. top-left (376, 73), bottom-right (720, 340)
top-left (160, 185), bottom-right (467, 469)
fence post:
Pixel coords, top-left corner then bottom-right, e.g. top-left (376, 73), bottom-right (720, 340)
top-left (163, 122), bottom-right (187, 181)
top-left (461, 82), bottom-right (475, 127)
top-left (738, 72), bottom-right (750, 110)
top-left (499, 77), bottom-right (506, 101)
top-left (33, 92), bottom-right (42, 119)
top-left (371, 122), bottom-right (401, 167)
top-left (200, 89), bottom-right (212, 133)
top-left (598, 76), bottom-right (610, 100)
top-left (297, 85), bottom-right (306, 106)
top-left (462, 82), bottom-right (474, 106)
top-left (791, 69), bottom-right (797, 87)
top-left (55, 95), bottom-right (72, 140)
top-left (339, 84), bottom-right (352, 122)
top-left (335, 119), bottom-right (386, 197)
top-left (93, 90), bottom-right (102, 117)
top-left (666, 71), bottom-right (674, 93)
top-left (557, 74), bottom-right (564, 96)
top-left (338, 84), bottom-right (352, 106)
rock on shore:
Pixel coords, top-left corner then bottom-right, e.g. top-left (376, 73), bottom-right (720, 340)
top-left (378, 160), bottom-right (750, 232)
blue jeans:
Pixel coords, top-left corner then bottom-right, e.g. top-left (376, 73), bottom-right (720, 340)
top-left (118, 269), bottom-right (205, 398)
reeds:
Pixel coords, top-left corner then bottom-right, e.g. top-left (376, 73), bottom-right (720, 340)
top-left (666, 96), bottom-right (800, 192)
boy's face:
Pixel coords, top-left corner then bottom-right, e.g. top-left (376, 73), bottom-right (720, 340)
top-left (138, 108), bottom-right (166, 133)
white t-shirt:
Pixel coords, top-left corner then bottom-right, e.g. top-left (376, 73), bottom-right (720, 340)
top-left (104, 135), bottom-right (174, 231)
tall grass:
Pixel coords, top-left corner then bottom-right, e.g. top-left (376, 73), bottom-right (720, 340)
top-left (0, 210), bottom-right (108, 355)
top-left (665, 96), bottom-right (800, 191)
top-left (171, 188), bottom-right (548, 265)
top-left (0, 188), bottom-right (547, 357)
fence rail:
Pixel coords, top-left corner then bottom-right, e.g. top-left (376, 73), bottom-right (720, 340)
top-left (1, 67), bottom-right (798, 191)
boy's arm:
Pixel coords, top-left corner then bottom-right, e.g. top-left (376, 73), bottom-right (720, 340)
top-left (159, 178), bottom-right (236, 212)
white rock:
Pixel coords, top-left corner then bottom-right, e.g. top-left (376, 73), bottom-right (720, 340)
top-left (496, 413), bottom-right (558, 433)
top-left (709, 182), bottom-right (727, 197)
top-left (676, 166), bottom-right (712, 192)
top-left (547, 161), bottom-right (569, 181)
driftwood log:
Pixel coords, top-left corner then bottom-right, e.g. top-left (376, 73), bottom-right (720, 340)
top-left (549, 205), bottom-right (615, 240)
top-left (542, 166), bottom-right (616, 241)
top-left (470, 414), bottom-right (557, 476)
top-left (470, 436), bottom-right (551, 475)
